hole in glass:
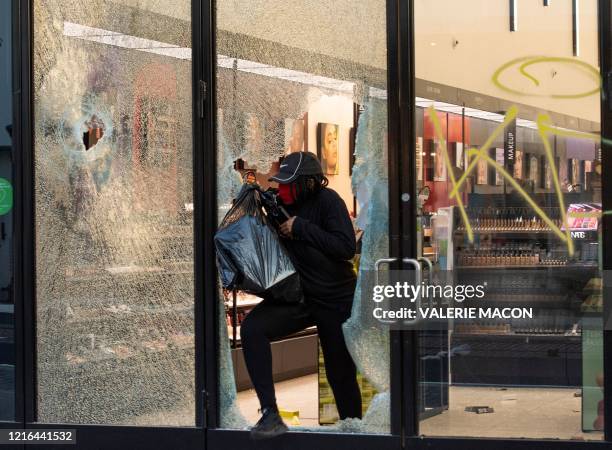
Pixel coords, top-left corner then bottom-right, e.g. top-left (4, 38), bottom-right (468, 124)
top-left (82, 115), bottom-right (105, 150)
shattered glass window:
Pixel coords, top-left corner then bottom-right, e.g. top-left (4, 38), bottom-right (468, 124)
top-left (34, 0), bottom-right (194, 425)
top-left (215, 0), bottom-right (390, 432)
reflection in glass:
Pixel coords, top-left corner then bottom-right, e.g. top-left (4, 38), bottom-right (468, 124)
top-left (415, 0), bottom-right (603, 440)
top-left (215, 0), bottom-right (390, 432)
top-left (34, 1), bottom-right (194, 425)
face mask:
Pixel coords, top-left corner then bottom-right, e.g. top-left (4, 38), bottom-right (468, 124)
top-left (278, 183), bottom-right (296, 205)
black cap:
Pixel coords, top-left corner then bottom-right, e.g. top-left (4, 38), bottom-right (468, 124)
top-left (269, 152), bottom-right (323, 184)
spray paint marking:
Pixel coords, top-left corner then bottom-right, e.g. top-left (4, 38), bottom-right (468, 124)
top-left (435, 56), bottom-right (612, 254)
top-left (491, 56), bottom-right (601, 99)
top-left (428, 106), bottom-right (473, 242)
top-left (431, 104), bottom-right (610, 256)
top-left (424, 56), bottom-right (611, 255)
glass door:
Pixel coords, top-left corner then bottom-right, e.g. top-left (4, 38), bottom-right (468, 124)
top-left (413, 0), bottom-right (605, 441)
top-left (212, 0), bottom-right (401, 442)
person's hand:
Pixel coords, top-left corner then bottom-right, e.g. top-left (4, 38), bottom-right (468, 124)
top-left (279, 216), bottom-right (296, 239)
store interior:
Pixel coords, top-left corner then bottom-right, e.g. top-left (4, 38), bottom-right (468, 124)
top-left (222, 81), bottom-right (605, 439)
top-left (215, 31), bottom-right (606, 439)
top-left (2, 0), bottom-right (605, 442)
top-left (214, 0), bottom-right (605, 441)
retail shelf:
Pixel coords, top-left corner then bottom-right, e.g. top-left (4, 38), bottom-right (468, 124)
top-left (228, 325), bottom-right (317, 347)
top-left (225, 294), bottom-right (261, 309)
top-left (64, 304), bottom-right (194, 326)
top-left (226, 300), bottom-right (261, 308)
top-left (455, 229), bottom-right (598, 239)
top-left (40, 344), bottom-right (195, 375)
top-left (456, 263), bottom-right (598, 269)
top-left (451, 331), bottom-right (581, 339)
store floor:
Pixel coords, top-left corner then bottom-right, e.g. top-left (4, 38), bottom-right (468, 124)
top-left (237, 374), bottom-right (320, 427)
top-left (238, 376), bottom-right (604, 440)
top-left (420, 385), bottom-right (603, 441)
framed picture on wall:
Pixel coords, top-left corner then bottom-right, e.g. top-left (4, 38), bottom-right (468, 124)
top-left (559, 156), bottom-right (568, 187)
top-left (433, 140), bottom-right (447, 182)
top-left (495, 148), bottom-right (504, 185)
top-left (317, 122), bottom-right (340, 175)
top-left (514, 149), bottom-right (523, 179)
top-left (476, 157), bottom-right (488, 185)
top-left (454, 142), bottom-right (464, 170)
top-left (464, 145), bottom-right (471, 172)
top-left (424, 140), bottom-right (434, 181)
top-left (570, 158), bottom-right (580, 185)
top-left (584, 160), bottom-right (593, 189)
top-left (349, 127), bottom-right (356, 176)
top-left (284, 118), bottom-right (305, 153)
top-left (541, 155), bottom-right (552, 189)
top-left (528, 154), bottom-right (539, 183)
top-left (416, 137), bottom-right (423, 181)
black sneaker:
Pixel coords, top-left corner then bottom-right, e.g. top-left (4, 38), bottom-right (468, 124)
top-left (250, 407), bottom-right (288, 440)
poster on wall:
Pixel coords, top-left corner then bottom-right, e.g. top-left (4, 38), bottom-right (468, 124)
top-left (349, 127), bottom-right (355, 176)
top-left (495, 148), bottom-right (504, 185)
top-left (559, 156), bottom-right (568, 187)
top-left (433, 140), bottom-right (447, 182)
top-left (584, 160), bottom-right (593, 189)
top-left (476, 157), bottom-right (488, 185)
top-left (284, 118), bottom-right (305, 153)
top-left (416, 137), bottom-right (423, 181)
top-left (541, 156), bottom-right (552, 189)
top-left (529, 154), bottom-right (539, 184)
top-left (570, 158), bottom-right (580, 186)
top-left (514, 149), bottom-right (523, 179)
top-left (317, 123), bottom-right (340, 175)
top-left (455, 142), bottom-right (464, 170)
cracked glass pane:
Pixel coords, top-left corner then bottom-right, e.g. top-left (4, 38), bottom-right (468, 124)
top-left (216, 0), bottom-right (389, 432)
top-left (34, 0), bottom-right (194, 425)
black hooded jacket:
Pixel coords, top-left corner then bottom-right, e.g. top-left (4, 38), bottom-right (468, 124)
top-left (282, 187), bottom-right (357, 308)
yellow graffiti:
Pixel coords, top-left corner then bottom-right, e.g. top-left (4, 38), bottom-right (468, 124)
top-left (492, 56), bottom-right (601, 99)
top-left (535, 114), bottom-right (573, 255)
top-left (432, 103), bottom-right (609, 256)
top-left (422, 56), bottom-right (607, 256)
top-left (428, 106), bottom-right (473, 242)
top-left (450, 106), bottom-right (519, 198)
top-left (463, 147), bottom-right (570, 242)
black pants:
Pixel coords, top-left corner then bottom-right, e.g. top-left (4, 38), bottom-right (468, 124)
top-left (240, 299), bottom-right (362, 420)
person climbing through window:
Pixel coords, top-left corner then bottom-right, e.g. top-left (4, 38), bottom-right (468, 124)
top-left (241, 151), bottom-right (362, 440)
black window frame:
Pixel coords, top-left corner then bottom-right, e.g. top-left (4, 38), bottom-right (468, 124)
top-left (7, 0), bottom-right (612, 449)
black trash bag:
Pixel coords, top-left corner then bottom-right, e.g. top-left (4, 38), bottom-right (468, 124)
top-left (214, 184), bottom-right (302, 303)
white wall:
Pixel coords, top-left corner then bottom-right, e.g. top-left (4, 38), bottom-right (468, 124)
top-left (217, 0), bottom-right (387, 71)
top-left (306, 94), bottom-right (354, 210)
top-left (220, 0), bottom-right (600, 123)
top-left (121, 1), bottom-right (600, 124)
top-left (415, 0), bottom-right (600, 123)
